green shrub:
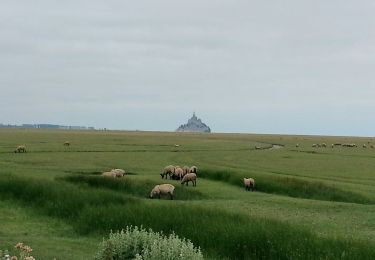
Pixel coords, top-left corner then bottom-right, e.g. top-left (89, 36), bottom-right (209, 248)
top-left (94, 226), bottom-right (203, 260)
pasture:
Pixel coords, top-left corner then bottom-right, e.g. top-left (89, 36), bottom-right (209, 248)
top-left (0, 129), bottom-right (375, 259)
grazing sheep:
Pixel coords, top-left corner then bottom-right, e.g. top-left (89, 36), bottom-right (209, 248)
top-left (182, 166), bottom-right (190, 176)
top-left (321, 143), bottom-right (327, 148)
top-left (331, 144), bottom-right (334, 148)
top-left (150, 184), bottom-right (175, 200)
top-left (296, 144), bottom-right (299, 148)
top-left (181, 173), bottom-right (197, 186)
top-left (312, 144), bottom-right (317, 148)
top-left (363, 144), bottom-right (367, 148)
top-left (189, 166), bottom-right (198, 174)
top-left (14, 145), bottom-right (26, 153)
top-left (102, 171), bottom-right (116, 178)
top-left (160, 165), bottom-right (175, 179)
top-left (172, 167), bottom-right (184, 180)
top-left (111, 168), bottom-right (126, 177)
top-left (174, 144), bottom-right (180, 147)
top-left (255, 146), bottom-right (261, 150)
top-left (63, 141), bottom-right (70, 146)
top-left (243, 178), bottom-right (255, 191)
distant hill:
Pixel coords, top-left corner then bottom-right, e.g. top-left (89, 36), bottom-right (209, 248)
top-left (176, 113), bottom-right (211, 133)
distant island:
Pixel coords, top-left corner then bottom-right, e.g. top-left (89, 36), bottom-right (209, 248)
top-left (0, 123), bottom-right (95, 130)
top-left (176, 113), bottom-right (211, 133)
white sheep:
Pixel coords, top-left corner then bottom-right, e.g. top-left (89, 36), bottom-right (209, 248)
top-left (14, 145), bottom-right (26, 153)
top-left (150, 184), bottom-right (175, 200)
top-left (63, 141), bottom-right (70, 146)
top-left (111, 168), bottom-right (126, 177)
top-left (160, 165), bottom-right (175, 179)
top-left (244, 178), bottom-right (255, 191)
top-left (181, 173), bottom-right (197, 186)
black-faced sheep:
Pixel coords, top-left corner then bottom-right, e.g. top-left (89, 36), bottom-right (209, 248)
top-left (14, 145), bottom-right (26, 153)
top-left (181, 173), bottom-right (197, 187)
top-left (160, 165), bottom-right (175, 179)
top-left (244, 178), bottom-right (255, 191)
top-left (150, 184), bottom-right (175, 200)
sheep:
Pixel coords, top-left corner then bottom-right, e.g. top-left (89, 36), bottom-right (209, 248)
top-left (63, 141), bottom-right (70, 146)
top-left (181, 173), bottom-right (197, 186)
top-left (255, 146), bottom-right (261, 150)
top-left (14, 145), bottom-right (26, 153)
top-left (312, 144), bottom-right (317, 148)
top-left (174, 144), bottom-right (180, 147)
top-left (111, 168), bottom-right (126, 177)
top-left (160, 165), bottom-right (175, 179)
top-left (182, 166), bottom-right (190, 176)
top-left (171, 167), bottom-right (184, 180)
top-left (296, 144), bottom-right (299, 148)
top-left (363, 144), bottom-right (367, 148)
top-left (149, 184), bottom-right (175, 200)
top-left (321, 143), bottom-right (327, 148)
top-left (189, 166), bottom-right (198, 174)
top-left (331, 144), bottom-right (334, 148)
top-left (244, 178), bottom-right (255, 191)
top-left (102, 171), bottom-right (116, 178)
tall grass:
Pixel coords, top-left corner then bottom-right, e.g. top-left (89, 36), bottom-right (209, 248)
top-left (1, 174), bottom-right (374, 259)
top-left (199, 169), bottom-right (373, 204)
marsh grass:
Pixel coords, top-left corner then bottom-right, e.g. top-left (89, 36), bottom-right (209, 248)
top-left (0, 174), bottom-right (374, 259)
top-left (200, 169), bottom-right (373, 204)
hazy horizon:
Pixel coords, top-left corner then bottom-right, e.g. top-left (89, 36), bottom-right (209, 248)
top-left (1, 1), bottom-right (374, 136)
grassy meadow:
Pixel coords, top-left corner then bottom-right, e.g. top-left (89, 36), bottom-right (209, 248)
top-left (1, 129), bottom-right (375, 259)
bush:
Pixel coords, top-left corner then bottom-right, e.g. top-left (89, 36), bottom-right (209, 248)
top-left (94, 226), bottom-right (203, 260)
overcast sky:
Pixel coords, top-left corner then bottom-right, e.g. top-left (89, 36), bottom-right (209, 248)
top-left (1, 1), bottom-right (374, 136)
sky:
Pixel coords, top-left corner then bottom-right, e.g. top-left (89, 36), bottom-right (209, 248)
top-left (1, 1), bottom-right (374, 136)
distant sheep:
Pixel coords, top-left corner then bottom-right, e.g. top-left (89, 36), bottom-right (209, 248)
top-left (14, 145), bottom-right (26, 153)
top-left (111, 168), bottom-right (126, 177)
top-left (102, 171), bottom-right (116, 178)
top-left (243, 178), bottom-right (255, 191)
top-left (160, 165), bottom-right (175, 179)
top-left (63, 141), bottom-right (70, 146)
top-left (172, 167), bottom-right (184, 180)
top-left (182, 166), bottom-right (190, 176)
top-left (174, 144), bottom-right (180, 147)
top-left (189, 166), bottom-right (198, 174)
top-left (312, 144), bottom-right (317, 148)
top-left (321, 143), bottom-right (327, 148)
top-left (181, 173), bottom-right (197, 186)
top-left (255, 146), bottom-right (261, 150)
top-left (363, 144), bottom-right (367, 148)
top-left (296, 144), bottom-right (299, 148)
top-left (150, 184), bottom-right (175, 200)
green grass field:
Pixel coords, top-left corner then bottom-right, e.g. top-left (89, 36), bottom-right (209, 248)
top-left (1, 129), bottom-right (375, 259)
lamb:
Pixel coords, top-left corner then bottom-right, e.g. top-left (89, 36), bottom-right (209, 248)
top-left (189, 166), bottom-right (198, 174)
top-left (244, 178), bottom-right (255, 191)
top-left (111, 168), bottom-right (126, 177)
top-left (181, 173), bottom-right (197, 186)
top-left (160, 165), bottom-right (175, 179)
top-left (14, 145), bottom-right (26, 153)
top-left (63, 141), bottom-right (70, 146)
top-left (149, 184), bottom-right (175, 200)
